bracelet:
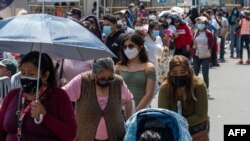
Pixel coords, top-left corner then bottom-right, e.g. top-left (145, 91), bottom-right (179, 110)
top-left (34, 114), bottom-right (43, 125)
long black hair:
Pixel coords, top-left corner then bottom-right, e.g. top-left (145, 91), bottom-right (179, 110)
top-left (20, 51), bottom-right (57, 86)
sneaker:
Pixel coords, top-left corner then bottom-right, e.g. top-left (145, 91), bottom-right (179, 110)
top-left (238, 60), bottom-right (243, 64)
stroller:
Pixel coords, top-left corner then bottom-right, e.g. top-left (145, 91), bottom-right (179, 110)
top-left (124, 108), bottom-right (192, 141)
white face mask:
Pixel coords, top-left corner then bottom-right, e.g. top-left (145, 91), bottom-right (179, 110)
top-left (124, 48), bottom-right (139, 60)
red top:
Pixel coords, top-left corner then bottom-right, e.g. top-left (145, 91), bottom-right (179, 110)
top-left (174, 24), bottom-right (193, 49)
top-left (0, 87), bottom-right (77, 141)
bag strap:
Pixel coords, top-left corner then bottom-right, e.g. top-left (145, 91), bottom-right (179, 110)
top-left (215, 17), bottom-right (222, 28)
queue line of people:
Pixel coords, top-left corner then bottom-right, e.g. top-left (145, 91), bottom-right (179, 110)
top-left (1, 4), bottom-right (250, 141)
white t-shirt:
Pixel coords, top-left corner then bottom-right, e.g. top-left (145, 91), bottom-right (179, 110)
top-left (144, 35), bottom-right (163, 65)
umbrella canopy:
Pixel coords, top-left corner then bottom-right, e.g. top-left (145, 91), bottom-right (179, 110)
top-left (158, 10), bottom-right (171, 18)
top-left (0, 14), bottom-right (115, 61)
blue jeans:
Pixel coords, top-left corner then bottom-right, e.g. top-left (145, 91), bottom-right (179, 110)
top-left (230, 25), bottom-right (240, 56)
top-left (193, 56), bottom-right (210, 89)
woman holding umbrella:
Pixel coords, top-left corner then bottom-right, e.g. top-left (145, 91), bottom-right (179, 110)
top-left (0, 51), bottom-right (77, 141)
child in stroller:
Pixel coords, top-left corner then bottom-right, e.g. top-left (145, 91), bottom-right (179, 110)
top-left (124, 108), bottom-right (192, 141)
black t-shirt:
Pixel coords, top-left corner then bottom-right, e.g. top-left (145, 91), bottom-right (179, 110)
top-left (105, 30), bottom-right (124, 64)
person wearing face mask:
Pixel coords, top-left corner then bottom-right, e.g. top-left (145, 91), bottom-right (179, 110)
top-left (0, 51), bottom-right (77, 141)
top-left (192, 16), bottom-right (214, 91)
top-left (144, 21), bottom-right (165, 94)
top-left (158, 55), bottom-right (209, 140)
top-left (145, 21), bottom-right (164, 65)
top-left (228, 7), bottom-right (240, 58)
top-left (103, 14), bottom-right (125, 64)
top-left (63, 57), bottom-right (133, 141)
top-left (172, 14), bottom-right (193, 59)
top-left (116, 33), bottom-right (156, 113)
top-left (0, 59), bottom-right (17, 78)
top-left (215, 9), bottom-right (229, 62)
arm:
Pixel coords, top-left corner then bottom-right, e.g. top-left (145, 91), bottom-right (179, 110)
top-left (186, 81), bottom-right (208, 127)
top-left (185, 25), bottom-right (193, 51)
top-left (62, 74), bottom-right (82, 101)
top-left (0, 89), bottom-right (19, 140)
top-left (42, 89), bottom-right (77, 141)
top-left (121, 81), bottom-right (133, 120)
top-left (158, 82), bottom-right (171, 109)
top-left (136, 63), bottom-right (156, 111)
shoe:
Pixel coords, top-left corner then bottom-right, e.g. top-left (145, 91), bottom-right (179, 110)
top-left (218, 59), bottom-right (225, 63)
top-left (236, 54), bottom-right (240, 58)
top-left (246, 60), bottom-right (250, 64)
top-left (212, 63), bottom-right (220, 67)
top-left (238, 60), bottom-right (243, 64)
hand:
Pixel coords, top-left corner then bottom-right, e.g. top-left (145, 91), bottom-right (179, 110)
top-left (163, 46), bottom-right (169, 52)
top-left (31, 101), bottom-right (47, 120)
top-left (58, 78), bottom-right (68, 87)
top-left (173, 32), bottom-right (179, 38)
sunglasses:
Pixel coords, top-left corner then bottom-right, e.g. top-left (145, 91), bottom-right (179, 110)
top-left (123, 44), bottom-right (135, 49)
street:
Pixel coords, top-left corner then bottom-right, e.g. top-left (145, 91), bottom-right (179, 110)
top-left (151, 44), bottom-right (250, 140)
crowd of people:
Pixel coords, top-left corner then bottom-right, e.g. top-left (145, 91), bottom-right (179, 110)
top-left (0, 2), bottom-right (250, 141)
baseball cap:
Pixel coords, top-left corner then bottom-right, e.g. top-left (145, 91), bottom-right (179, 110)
top-left (0, 59), bottom-right (17, 75)
top-left (67, 8), bottom-right (82, 16)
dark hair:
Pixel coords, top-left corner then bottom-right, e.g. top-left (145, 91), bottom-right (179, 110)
top-left (118, 33), bottom-right (148, 65)
top-left (139, 130), bottom-right (161, 141)
top-left (189, 7), bottom-right (199, 25)
top-left (20, 51), bottom-right (57, 86)
top-left (103, 14), bottom-right (117, 24)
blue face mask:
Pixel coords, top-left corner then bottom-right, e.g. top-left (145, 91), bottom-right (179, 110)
top-left (152, 30), bottom-right (160, 37)
top-left (197, 23), bottom-right (205, 30)
top-left (103, 26), bottom-right (111, 36)
top-left (233, 10), bottom-right (238, 15)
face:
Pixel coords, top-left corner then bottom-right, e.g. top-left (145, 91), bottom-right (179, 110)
top-left (152, 24), bottom-right (160, 31)
top-left (173, 19), bottom-right (180, 26)
top-left (0, 66), bottom-right (11, 77)
top-left (171, 65), bottom-right (188, 77)
top-left (20, 62), bottom-right (38, 78)
top-left (72, 14), bottom-right (80, 20)
top-left (103, 20), bottom-right (116, 32)
top-left (20, 62), bottom-right (48, 85)
top-left (96, 69), bottom-right (114, 83)
top-left (123, 39), bottom-right (140, 51)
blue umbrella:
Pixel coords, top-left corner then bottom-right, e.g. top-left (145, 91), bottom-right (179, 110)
top-left (0, 13), bottom-right (115, 60)
top-left (0, 14), bottom-right (116, 102)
